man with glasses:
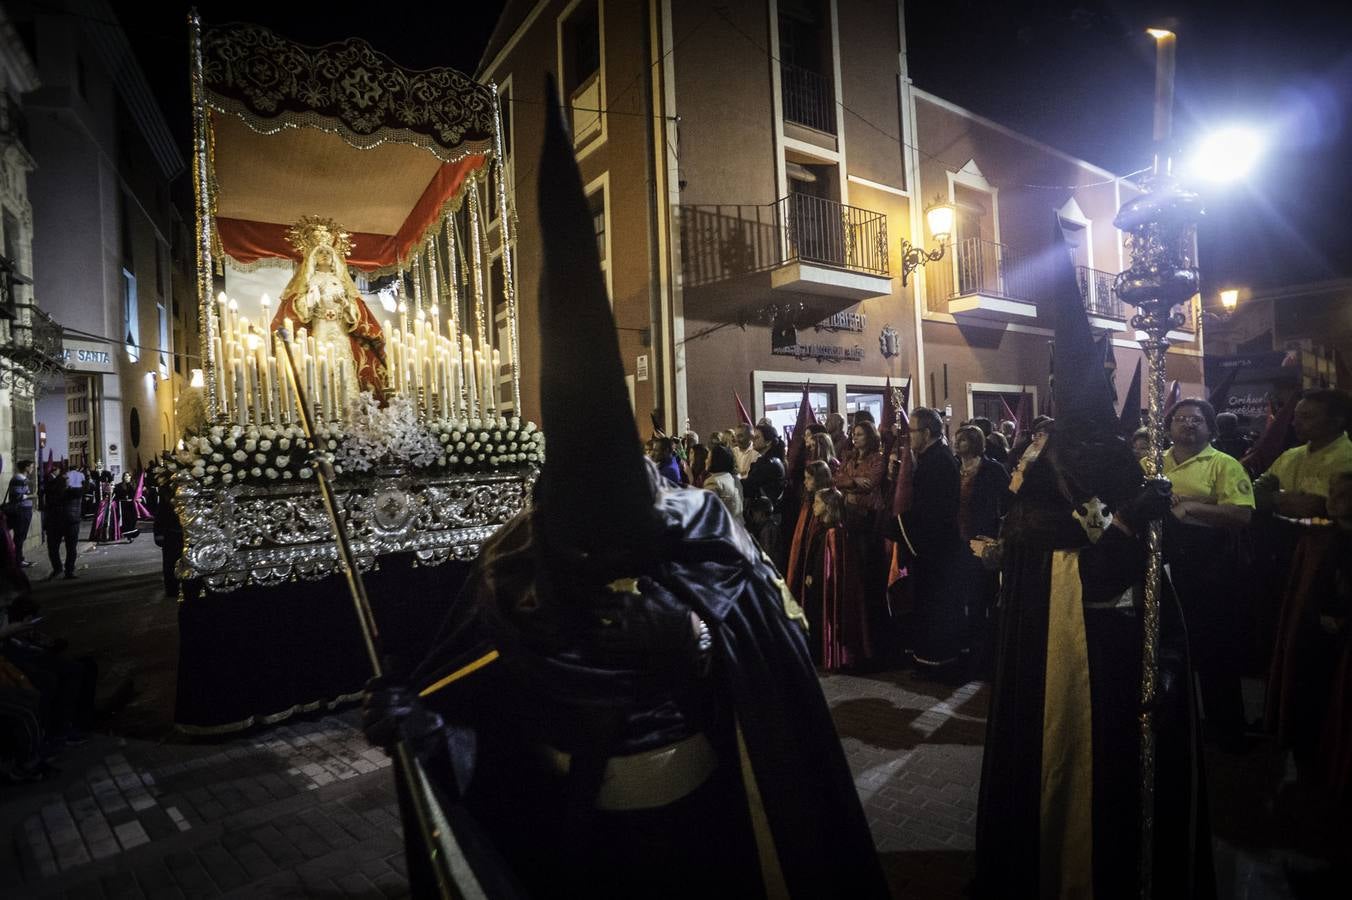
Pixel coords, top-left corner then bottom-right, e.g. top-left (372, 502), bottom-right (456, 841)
top-left (1160, 397), bottom-right (1255, 751)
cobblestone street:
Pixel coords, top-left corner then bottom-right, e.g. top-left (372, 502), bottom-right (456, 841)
top-left (1, 537), bottom-right (1346, 898)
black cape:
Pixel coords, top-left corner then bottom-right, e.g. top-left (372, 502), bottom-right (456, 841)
top-left (973, 490), bottom-right (1215, 899)
top-left (403, 481), bottom-right (888, 899)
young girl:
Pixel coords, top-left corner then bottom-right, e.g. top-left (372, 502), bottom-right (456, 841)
top-left (804, 487), bottom-right (871, 671)
top-left (786, 460), bottom-right (833, 605)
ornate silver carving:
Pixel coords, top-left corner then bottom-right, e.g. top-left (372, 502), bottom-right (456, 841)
top-left (176, 470), bottom-right (535, 592)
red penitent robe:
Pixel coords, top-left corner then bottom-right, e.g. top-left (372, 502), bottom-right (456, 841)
top-left (817, 524), bottom-right (871, 671)
top-left (785, 498), bottom-right (819, 603)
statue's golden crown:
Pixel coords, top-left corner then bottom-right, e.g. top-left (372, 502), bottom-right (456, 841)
top-left (287, 216), bottom-right (353, 259)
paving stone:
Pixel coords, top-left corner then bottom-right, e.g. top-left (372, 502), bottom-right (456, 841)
top-left (224, 842), bottom-right (276, 881)
top-left (139, 806), bottom-right (178, 841)
top-left (249, 824), bottom-right (304, 867)
top-left (101, 870), bottom-right (145, 899)
top-left (333, 871), bottom-right (379, 898)
top-left (167, 860), bottom-right (220, 899)
top-left (115, 819), bottom-right (151, 851)
top-left (65, 880), bottom-right (106, 900)
top-left (195, 844), bottom-right (250, 892)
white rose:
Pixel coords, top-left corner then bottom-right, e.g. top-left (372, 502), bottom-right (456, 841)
top-left (455, 442), bottom-right (465, 452)
top-left (334, 464), bottom-right (343, 475)
top-left (210, 425), bottom-right (224, 438)
top-left (244, 440), bottom-right (258, 452)
top-left (255, 454), bottom-right (267, 464)
top-left (251, 467), bottom-right (262, 477)
top-left (220, 463), bottom-right (232, 472)
top-left (282, 471), bottom-right (293, 480)
top-left (439, 433), bottom-right (450, 444)
top-left (478, 432), bottom-right (490, 442)
top-left (327, 440), bottom-right (337, 450)
top-left (262, 426), bottom-right (277, 440)
top-left (233, 450), bottom-right (247, 462)
top-left (507, 431), bottom-right (518, 441)
top-left (276, 455), bottom-right (290, 467)
top-left (211, 453), bottom-right (224, 463)
top-left (438, 455), bottom-right (447, 466)
top-left (191, 466), bottom-right (205, 478)
top-left (221, 473), bottom-right (233, 484)
top-left (510, 417), bottom-right (521, 430)
top-left (259, 440), bottom-right (272, 451)
top-left (203, 475), bottom-right (215, 485)
top-left (523, 422), bottom-right (536, 433)
top-left (279, 438), bottom-right (291, 450)
top-left (225, 437), bottom-right (237, 449)
top-left (265, 468), bottom-right (279, 480)
top-left (207, 464), bottom-right (219, 474)
top-left (448, 455), bottom-right (458, 464)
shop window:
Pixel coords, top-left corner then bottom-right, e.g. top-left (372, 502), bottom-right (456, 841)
top-left (846, 389), bottom-right (884, 428)
top-left (762, 383), bottom-right (832, 440)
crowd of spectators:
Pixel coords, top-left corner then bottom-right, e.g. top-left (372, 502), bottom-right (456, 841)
top-left (649, 385), bottom-right (1352, 799)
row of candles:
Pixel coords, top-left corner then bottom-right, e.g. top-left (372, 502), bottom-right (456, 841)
top-left (208, 292), bottom-right (502, 426)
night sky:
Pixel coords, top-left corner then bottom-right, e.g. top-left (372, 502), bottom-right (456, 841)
top-left (115, 1), bottom-right (1350, 296)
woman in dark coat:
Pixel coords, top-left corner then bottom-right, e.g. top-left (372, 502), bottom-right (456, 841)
top-left (954, 425), bottom-right (1009, 677)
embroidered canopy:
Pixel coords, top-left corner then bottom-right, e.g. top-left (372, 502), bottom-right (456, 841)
top-left (199, 21), bottom-right (499, 272)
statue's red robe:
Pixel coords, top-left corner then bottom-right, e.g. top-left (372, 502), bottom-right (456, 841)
top-left (270, 293), bottom-right (388, 394)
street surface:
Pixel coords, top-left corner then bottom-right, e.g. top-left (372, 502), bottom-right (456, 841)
top-left (1, 536), bottom-right (1346, 898)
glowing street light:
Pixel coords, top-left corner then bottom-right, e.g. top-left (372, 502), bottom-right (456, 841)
top-left (1187, 126), bottom-right (1265, 183)
top-left (1219, 288), bottom-right (1239, 311)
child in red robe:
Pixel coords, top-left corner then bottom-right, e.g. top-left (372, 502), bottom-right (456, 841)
top-left (785, 460), bottom-right (833, 606)
top-left (804, 487), bottom-right (871, 671)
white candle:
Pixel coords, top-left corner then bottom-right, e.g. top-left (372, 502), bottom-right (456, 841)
top-left (234, 361), bottom-right (247, 427)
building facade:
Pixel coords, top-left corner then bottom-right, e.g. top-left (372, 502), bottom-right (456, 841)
top-left (0, 1), bottom-right (60, 558)
top-left (481, 0), bottom-right (1205, 437)
top-left (14, 0), bottom-right (186, 474)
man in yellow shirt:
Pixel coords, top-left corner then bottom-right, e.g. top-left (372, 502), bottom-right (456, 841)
top-left (1162, 398), bottom-right (1255, 750)
top-left (1255, 388), bottom-right (1352, 519)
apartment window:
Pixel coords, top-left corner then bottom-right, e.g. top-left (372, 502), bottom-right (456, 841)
top-left (585, 175), bottom-right (610, 303)
top-left (157, 301), bottom-right (169, 376)
top-left (559, 0), bottom-right (603, 147)
top-left (778, 0), bottom-right (835, 133)
top-left (119, 193), bottom-right (134, 269)
top-left (589, 190), bottom-right (606, 266)
top-left (123, 268), bottom-right (139, 362)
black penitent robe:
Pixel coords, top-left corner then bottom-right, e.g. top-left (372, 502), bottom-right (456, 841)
top-left (403, 485), bottom-right (888, 899)
top-left (973, 501), bottom-right (1215, 900)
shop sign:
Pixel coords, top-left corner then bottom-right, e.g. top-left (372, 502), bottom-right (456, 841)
top-left (60, 339), bottom-right (116, 373)
top-left (772, 343), bottom-right (864, 363)
top-left (636, 354), bottom-right (649, 382)
top-left (815, 311), bottom-right (865, 333)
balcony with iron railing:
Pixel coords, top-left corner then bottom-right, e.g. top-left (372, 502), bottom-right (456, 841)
top-left (780, 62), bottom-right (836, 135)
top-left (0, 92), bottom-right (29, 150)
top-left (923, 238), bottom-right (1164, 330)
top-left (922, 236), bottom-right (1040, 322)
top-left (1076, 265), bottom-right (1127, 327)
top-left (679, 192), bottom-right (890, 317)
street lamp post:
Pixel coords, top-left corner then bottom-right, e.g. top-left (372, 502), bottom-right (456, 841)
top-left (1112, 26), bottom-right (1205, 900)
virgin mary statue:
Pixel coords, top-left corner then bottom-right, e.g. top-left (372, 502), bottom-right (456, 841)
top-left (270, 216), bottom-right (387, 394)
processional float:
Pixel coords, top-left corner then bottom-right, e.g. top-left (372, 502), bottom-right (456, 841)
top-left (173, 13), bottom-right (536, 896)
top-left (171, 13), bottom-right (537, 743)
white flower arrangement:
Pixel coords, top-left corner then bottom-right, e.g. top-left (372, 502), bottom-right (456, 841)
top-left (165, 392), bottom-right (543, 487)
